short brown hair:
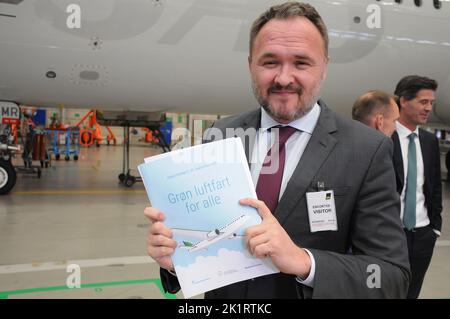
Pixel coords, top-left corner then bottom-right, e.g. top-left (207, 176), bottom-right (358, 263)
top-left (249, 2), bottom-right (329, 56)
top-left (352, 90), bottom-right (396, 125)
top-left (394, 75), bottom-right (438, 103)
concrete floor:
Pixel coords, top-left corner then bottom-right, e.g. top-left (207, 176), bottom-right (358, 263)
top-left (0, 145), bottom-right (449, 299)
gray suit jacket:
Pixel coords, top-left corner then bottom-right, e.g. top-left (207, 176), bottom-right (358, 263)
top-left (161, 100), bottom-right (410, 298)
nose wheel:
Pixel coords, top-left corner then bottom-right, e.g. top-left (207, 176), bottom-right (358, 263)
top-left (0, 159), bottom-right (17, 195)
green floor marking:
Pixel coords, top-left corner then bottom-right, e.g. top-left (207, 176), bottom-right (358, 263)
top-left (0, 278), bottom-right (177, 299)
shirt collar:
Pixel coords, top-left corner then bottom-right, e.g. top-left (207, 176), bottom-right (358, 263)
top-left (396, 121), bottom-right (419, 138)
top-left (260, 103), bottom-right (321, 134)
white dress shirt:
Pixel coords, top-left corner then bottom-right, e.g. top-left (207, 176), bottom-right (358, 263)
top-left (395, 121), bottom-right (430, 229)
top-left (250, 103), bottom-right (321, 288)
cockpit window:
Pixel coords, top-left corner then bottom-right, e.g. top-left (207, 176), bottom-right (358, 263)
top-left (378, 0), bottom-right (441, 10)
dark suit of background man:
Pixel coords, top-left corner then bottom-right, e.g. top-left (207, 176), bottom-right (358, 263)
top-left (145, 2), bottom-right (410, 298)
top-left (392, 75), bottom-right (443, 299)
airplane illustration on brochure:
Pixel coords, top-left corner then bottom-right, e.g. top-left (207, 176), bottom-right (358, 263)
top-left (172, 215), bottom-right (250, 253)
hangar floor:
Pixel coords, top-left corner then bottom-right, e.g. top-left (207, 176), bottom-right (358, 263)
top-left (0, 145), bottom-right (449, 299)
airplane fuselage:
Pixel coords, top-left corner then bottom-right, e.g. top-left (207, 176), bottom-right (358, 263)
top-left (0, 0), bottom-right (449, 123)
top-left (189, 214), bottom-right (249, 252)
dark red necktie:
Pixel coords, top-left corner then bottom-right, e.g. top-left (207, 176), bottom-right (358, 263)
top-left (256, 126), bottom-right (298, 213)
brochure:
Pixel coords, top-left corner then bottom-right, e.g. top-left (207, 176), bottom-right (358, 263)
top-left (138, 137), bottom-right (278, 298)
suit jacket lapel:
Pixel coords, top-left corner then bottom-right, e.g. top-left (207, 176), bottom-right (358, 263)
top-left (392, 131), bottom-right (404, 192)
top-left (275, 101), bottom-right (338, 225)
top-left (419, 129), bottom-right (430, 183)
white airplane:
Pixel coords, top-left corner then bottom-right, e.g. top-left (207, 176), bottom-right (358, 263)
top-left (173, 214), bottom-right (250, 253)
top-left (1, 0), bottom-right (450, 194)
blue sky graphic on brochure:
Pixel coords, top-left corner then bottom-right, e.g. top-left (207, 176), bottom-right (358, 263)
top-left (138, 138), bottom-right (263, 268)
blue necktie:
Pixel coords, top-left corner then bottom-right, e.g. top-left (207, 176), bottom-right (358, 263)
top-left (403, 133), bottom-right (417, 230)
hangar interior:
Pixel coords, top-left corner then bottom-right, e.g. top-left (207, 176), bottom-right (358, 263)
top-left (1, 105), bottom-right (450, 299)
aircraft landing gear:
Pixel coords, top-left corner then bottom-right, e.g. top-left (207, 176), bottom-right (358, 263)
top-left (0, 159), bottom-right (16, 195)
top-left (1, 101), bottom-right (21, 195)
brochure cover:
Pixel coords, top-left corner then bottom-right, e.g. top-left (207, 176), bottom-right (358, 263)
top-left (138, 137), bottom-right (278, 298)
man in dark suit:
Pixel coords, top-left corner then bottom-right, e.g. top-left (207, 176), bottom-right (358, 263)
top-left (145, 2), bottom-right (410, 298)
top-left (392, 75), bottom-right (443, 299)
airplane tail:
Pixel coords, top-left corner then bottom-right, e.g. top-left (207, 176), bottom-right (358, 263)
top-left (178, 241), bottom-right (207, 252)
top-left (178, 240), bottom-right (194, 249)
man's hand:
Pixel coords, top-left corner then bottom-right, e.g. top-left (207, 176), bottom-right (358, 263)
top-left (144, 207), bottom-right (177, 272)
top-left (241, 198), bottom-right (311, 278)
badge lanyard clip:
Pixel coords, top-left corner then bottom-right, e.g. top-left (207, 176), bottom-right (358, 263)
top-left (317, 181), bottom-right (325, 192)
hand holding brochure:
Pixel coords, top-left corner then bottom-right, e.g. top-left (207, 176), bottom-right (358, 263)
top-left (138, 137), bottom-right (278, 298)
